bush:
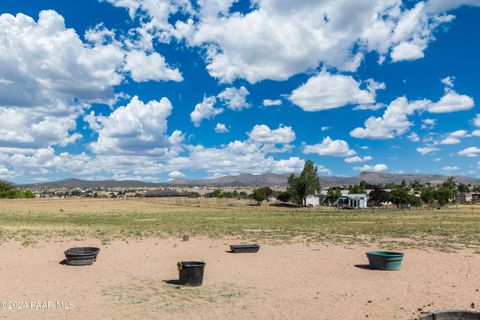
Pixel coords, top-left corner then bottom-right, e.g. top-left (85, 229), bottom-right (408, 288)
top-left (276, 191), bottom-right (291, 203)
top-left (252, 187), bottom-right (270, 204)
top-left (187, 192), bottom-right (200, 198)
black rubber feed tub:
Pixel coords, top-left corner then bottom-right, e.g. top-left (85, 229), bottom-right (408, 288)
top-left (230, 244), bottom-right (260, 253)
top-left (412, 310), bottom-right (480, 319)
top-left (64, 247), bottom-right (100, 266)
top-left (177, 261), bottom-right (205, 286)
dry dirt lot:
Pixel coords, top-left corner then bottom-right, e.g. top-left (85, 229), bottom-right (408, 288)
top-left (0, 237), bottom-right (479, 320)
top-left (1, 199), bottom-right (480, 319)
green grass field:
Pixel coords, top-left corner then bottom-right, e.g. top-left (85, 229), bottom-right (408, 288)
top-left (1, 198), bottom-right (480, 250)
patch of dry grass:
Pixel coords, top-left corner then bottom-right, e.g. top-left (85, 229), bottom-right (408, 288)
top-left (102, 279), bottom-right (248, 314)
top-left (1, 199), bottom-right (480, 250)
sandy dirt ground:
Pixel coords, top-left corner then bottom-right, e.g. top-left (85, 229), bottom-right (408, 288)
top-left (0, 238), bottom-right (479, 320)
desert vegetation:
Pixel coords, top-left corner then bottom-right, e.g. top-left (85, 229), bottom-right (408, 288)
top-left (0, 198), bottom-right (479, 251)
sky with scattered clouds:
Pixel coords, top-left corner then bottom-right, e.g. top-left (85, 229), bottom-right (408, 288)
top-left (0, 0), bottom-right (480, 183)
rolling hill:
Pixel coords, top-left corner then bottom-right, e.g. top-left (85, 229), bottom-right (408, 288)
top-left (17, 172), bottom-right (480, 189)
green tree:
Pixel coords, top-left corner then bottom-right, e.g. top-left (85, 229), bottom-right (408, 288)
top-left (276, 191), bottom-right (291, 203)
top-left (410, 180), bottom-right (422, 189)
top-left (457, 183), bottom-right (470, 193)
top-left (326, 187), bottom-right (341, 205)
top-left (0, 181), bottom-right (33, 199)
top-left (421, 186), bottom-right (436, 206)
top-left (23, 190), bottom-right (34, 199)
top-left (0, 181), bottom-right (15, 198)
top-left (387, 187), bottom-right (412, 208)
top-left (212, 189), bottom-right (223, 198)
top-left (287, 160), bottom-right (321, 206)
top-left (238, 191), bottom-right (248, 199)
top-left (262, 187), bottom-right (274, 199)
top-left (442, 177), bottom-right (457, 193)
top-left (187, 192), bottom-right (200, 198)
top-left (435, 187), bottom-right (454, 207)
top-left (359, 180), bottom-right (368, 190)
top-left (348, 184), bottom-right (365, 194)
top-left (205, 189), bottom-right (224, 198)
top-left (222, 191), bottom-right (234, 198)
top-left (252, 188), bottom-right (268, 205)
top-left (369, 187), bottom-right (387, 206)
top-left (287, 174), bottom-right (306, 205)
top-left (408, 194), bottom-right (422, 207)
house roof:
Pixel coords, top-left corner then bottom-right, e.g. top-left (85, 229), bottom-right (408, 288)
top-left (348, 194), bottom-right (367, 198)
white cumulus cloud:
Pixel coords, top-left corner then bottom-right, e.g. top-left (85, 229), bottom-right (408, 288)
top-left (354, 164), bottom-right (388, 172)
top-left (168, 170), bottom-right (185, 178)
top-left (345, 156), bottom-right (373, 163)
top-left (350, 97), bottom-right (428, 139)
top-left (289, 72), bottom-right (383, 112)
top-left (442, 166), bottom-right (460, 171)
top-left (214, 123), bottom-right (229, 133)
top-left (351, 78), bottom-right (474, 140)
top-left (190, 96), bottom-right (223, 127)
top-left (304, 137), bottom-right (356, 157)
top-left (407, 132), bottom-right (420, 142)
top-left (439, 130), bottom-right (469, 145)
top-left (263, 99), bottom-right (282, 107)
top-left (473, 114), bottom-right (480, 128)
top-left (428, 90), bottom-right (474, 113)
top-left (124, 51), bottom-right (183, 82)
top-left (458, 147), bottom-right (480, 157)
top-left (390, 42), bottom-right (425, 61)
top-left (417, 146), bottom-right (440, 155)
top-left (90, 96), bottom-right (182, 155)
top-left (217, 86), bottom-right (250, 111)
top-left (179, 0), bottom-right (463, 83)
top-left (248, 125), bottom-right (296, 145)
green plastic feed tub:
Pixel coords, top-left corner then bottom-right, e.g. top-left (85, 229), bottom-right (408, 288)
top-left (366, 251), bottom-right (404, 271)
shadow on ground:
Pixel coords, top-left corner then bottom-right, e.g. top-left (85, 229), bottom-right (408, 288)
top-left (354, 264), bottom-right (376, 271)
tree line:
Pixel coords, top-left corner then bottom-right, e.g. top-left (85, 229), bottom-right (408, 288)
top-left (250, 161), bottom-right (474, 208)
top-left (0, 181), bottom-right (34, 199)
top-left (188, 161), bottom-right (471, 208)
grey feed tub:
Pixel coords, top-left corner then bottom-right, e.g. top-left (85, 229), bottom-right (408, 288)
top-left (64, 247), bottom-right (100, 266)
top-left (230, 244), bottom-right (260, 253)
top-left (412, 310), bottom-right (480, 320)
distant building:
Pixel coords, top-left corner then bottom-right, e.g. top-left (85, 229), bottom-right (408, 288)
top-left (305, 195), bottom-right (320, 206)
top-left (457, 192), bottom-right (473, 204)
top-left (340, 190), bottom-right (350, 197)
top-left (472, 193), bottom-right (480, 204)
top-left (347, 194), bottom-right (368, 209)
top-left (339, 193), bottom-right (368, 209)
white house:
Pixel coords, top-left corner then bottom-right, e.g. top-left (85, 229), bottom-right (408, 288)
top-left (347, 194), bottom-right (368, 209)
top-left (305, 195), bottom-right (320, 206)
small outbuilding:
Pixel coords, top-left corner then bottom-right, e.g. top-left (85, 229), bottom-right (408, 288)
top-left (473, 193), bottom-right (480, 203)
top-left (456, 192), bottom-right (473, 204)
top-left (305, 195), bottom-right (320, 206)
top-left (347, 194), bottom-right (368, 209)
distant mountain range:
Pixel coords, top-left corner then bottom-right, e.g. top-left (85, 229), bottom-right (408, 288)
top-left (169, 172), bottom-right (480, 187)
top-left (16, 172), bottom-right (480, 189)
top-left (19, 178), bottom-right (166, 189)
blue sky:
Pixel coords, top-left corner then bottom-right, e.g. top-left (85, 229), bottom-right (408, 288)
top-left (0, 0), bottom-right (479, 183)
